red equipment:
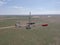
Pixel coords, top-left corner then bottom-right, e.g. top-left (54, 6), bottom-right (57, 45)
top-left (41, 24), bottom-right (48, 26)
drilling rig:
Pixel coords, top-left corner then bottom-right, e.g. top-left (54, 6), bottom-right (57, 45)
top-left (26, 12), bottom-right (35, 29)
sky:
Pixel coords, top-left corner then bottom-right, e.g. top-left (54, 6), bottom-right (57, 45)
top-left (0, 0), bottom-right (60, 15)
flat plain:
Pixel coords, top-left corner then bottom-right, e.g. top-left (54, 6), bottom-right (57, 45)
top-left (0, 15), bottom-right (60, 45)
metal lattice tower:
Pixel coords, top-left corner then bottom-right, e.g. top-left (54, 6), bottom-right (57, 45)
top-left (29, 12), bottom-right (31, 23)
top-left (26, 12), bottom-right (31, 29)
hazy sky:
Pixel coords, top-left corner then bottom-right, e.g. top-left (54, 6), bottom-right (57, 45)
top-left (0, 0), bottom-right (60, 15)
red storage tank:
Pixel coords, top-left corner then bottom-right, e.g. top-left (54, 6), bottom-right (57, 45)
top-left (41, 24), bottom-right (48, 26)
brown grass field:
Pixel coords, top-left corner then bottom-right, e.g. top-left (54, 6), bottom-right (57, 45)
top-left (0, 15), bottom-right (60, 45)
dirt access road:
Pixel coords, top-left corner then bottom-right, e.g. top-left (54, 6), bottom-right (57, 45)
top-left (0, 26), bottom-right (15, 29)
top-left (0, 25), bottom-right (27, 29)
